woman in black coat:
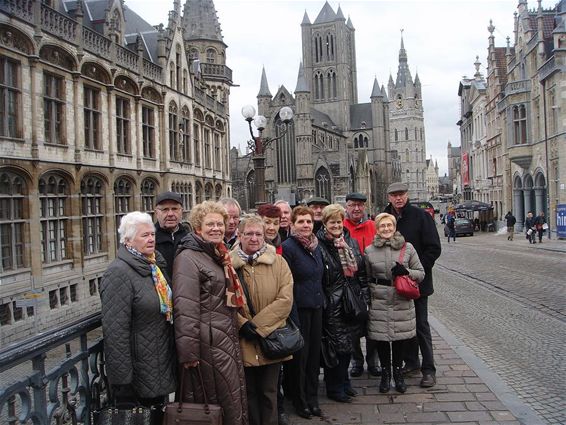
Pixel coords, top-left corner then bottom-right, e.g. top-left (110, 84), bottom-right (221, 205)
top-left (316, 204), bottom-right (367, 403)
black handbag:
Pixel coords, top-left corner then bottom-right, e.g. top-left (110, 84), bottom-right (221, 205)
top-left (342, 281), bottom-right (368, 322)
top-left (237, 268), bottom-right (304, 359)
top-left (91, 401), bottom-right (162, 425)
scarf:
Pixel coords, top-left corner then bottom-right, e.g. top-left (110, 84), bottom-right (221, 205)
top-left (237, 243), bottom-right (268, 265)
top-left (266, 232), bottom-right (282, 249)
top-left (323, 228), bottom-right (358, 277)
top-left (192, 234), bottom-right (245, 308)
top-left (291, 230), bottom-right (319, 252)
top-left (125, 245), bottom-right (173, 323)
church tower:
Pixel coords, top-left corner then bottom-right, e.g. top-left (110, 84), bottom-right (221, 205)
top-left (388, 33), bottom-right (427, 201)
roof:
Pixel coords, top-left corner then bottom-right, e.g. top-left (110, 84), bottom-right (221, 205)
top-left (349, 103), bottom-right (373, 130)
top-left (310, 108), bottom-right (339, 131)
top-left (183, 0), bottom-right (223, 42)
top-left (314, 1), bottom-right (337, 25)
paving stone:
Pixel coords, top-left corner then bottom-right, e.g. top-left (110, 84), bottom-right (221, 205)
top-left (464, 401), bottom-right (487, 411)
top-left (421, 401), bottom-right (468, 412)
top-left (404, 411), bottom-right (449, 422)
top-left (434, 393), bottom-right (478, 402)
top-left (447, 410), bottom-right (493, 422)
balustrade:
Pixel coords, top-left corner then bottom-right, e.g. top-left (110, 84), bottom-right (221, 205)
top-left (143, 59), bottom-right (163, 82)
top-left (115, 44), bottom-right (138, 71)
top-left (41, 4), bottom-right (78, 40)
top-left (0, 0), bottom-right (34, 21)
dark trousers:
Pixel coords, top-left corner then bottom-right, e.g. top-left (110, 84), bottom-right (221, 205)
top-left (290, 307), bottom-right (322, 410)
top-left (376, 339), bottom-right (407, 370)
top-left (245, 363), bottom-right (281, 425)
top-left (404, 296), bottom-right (436, 374)
top-left (537, 228), bottom-right (544, 242)
top-left (324, 352), bottom-right (352, 398)
top-left (352, 335), bottom-right (378, 369)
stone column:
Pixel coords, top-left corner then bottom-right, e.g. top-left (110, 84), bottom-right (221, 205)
top-left (514, 189), bottom-right (524, 230)
top-left (534, 187), bottom-right (545, 216)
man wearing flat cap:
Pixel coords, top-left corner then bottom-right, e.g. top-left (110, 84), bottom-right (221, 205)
top-left (384, 182), bottom-right (441, 388)
top-left (154, 191), bottom-right (190, 279)
top-left (307, 196), bottom-right (330, 233)
top-left (343, 192), bottom-right (379, 378)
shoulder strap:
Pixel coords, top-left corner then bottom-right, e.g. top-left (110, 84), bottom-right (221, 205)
top-left (398, 243), bottom-right (407, 263)
top-left (236, 267), bottom-right (256, 317)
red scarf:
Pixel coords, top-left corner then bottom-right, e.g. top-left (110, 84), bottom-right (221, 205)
top-left (215, 242), bottom-right (245, 308)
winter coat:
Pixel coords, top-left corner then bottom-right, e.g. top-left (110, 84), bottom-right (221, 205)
top-left (343, 217), bottom-right (376, 252)
top-left (231, 244), bottom-right (294, 366)
top-left (282, 236), bottom-right (324, 309)
top-left (100, 246), bottom-right (177, 398)
top-left (364, 232), bottom-right (425, 342)
top-left (384, 202), bottom-right (441, 296)
top-left (505, 213), bottom-right (516, 227)
top-left (155, 222), bottom-right (190, 280)
top-left (172, 233), bottom-right (247, 425)
top-left (525, 216), bottom-right (536, 230)
top-left (316, 228), bottom-right (367, 354)
top-left (534, 215), bottom-right (546, 230)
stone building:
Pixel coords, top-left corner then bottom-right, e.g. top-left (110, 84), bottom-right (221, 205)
top-left (0, 0), bottom-right (233, 343)
top-left (447, 140), bottom-right (462, 197)
top-left (425, 156), bottom-right (439, 200)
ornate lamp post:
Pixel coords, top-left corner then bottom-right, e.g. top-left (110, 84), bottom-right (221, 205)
top-left (241, 105), bottom-right (293, 205)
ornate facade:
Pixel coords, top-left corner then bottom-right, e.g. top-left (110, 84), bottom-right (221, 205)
top-left (0, 0), bottom-right (233, 343)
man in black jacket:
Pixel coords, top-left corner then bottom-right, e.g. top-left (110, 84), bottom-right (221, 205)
top-left (154, 191), bottom-right (189, 279)
top-left (384, 182), bottom-right (441, 387)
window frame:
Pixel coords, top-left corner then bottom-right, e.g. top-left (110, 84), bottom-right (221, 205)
top-left (115, 96), bottom-right (131, 155)
top-left (39, 174), bottom-right (69, 264)
top-left (83, 85), bottom-right (101, 150)
top-left (0, 56), bottom-right (21, 139)
top-left (43, 72), bottom-right (65, 145)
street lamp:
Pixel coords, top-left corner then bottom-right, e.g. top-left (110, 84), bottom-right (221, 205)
top-left (241, 105), bottom-right (293, 205)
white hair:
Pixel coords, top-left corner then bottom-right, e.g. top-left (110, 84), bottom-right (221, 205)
top-left (118, 211), bottom-right (154, 244)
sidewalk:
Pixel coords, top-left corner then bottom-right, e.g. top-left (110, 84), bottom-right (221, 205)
top-left (284, 316), bottom-right (542, 425)
top-left (474, 227), bottom-right (566, 253)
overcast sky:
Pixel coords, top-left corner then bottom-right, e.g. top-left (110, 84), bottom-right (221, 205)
top-left (127, 0), bottom-right (557, 175)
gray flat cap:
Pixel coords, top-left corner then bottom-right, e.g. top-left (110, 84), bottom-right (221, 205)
top-left (387, 182), bottom-right (409, 194)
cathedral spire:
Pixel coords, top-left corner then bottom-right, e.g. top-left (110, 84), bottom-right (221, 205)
top-left (295, 62), bottom-right (309, 92)
top-left (371, 77), bottom-right (381, 98)
top-left (395, 29), bottom-right (413, 88)
top-left (258, 66), bottom-right (272, 97)
top-left (301, 10), bottom-right (311, 25)
top-left (182, 0), bottom-right (223, 42)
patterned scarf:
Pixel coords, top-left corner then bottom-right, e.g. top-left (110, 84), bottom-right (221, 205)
top-left (214, 241), bottom-right (246, 308)
top-left (291, 230), bottom-right (319, 252)
top-left (125, 245), bottom-right (173, 323)
top-left (237, 243), bottom-right (268, 265)
top-left (323, 229), bottom-right (358, 277)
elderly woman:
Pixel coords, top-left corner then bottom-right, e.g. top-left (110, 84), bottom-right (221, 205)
top-left (282, 205), bottom-right (324, 419)
top-left (365, 213), bottom-right (425, 393)
top-left (316, 204), bottom-right (367, 403)
top-left (257, 203), bottom-right (283, 254)
top-left (100, 211), bottom-right (176, 408)
top-left (230, 214), bottom-right (293, 425)
top-left (172, 201), bottom-right (247, 425)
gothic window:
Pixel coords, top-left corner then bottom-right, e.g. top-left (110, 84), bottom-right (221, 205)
top-left (395, 129), bottom-right (398, 141)
top-left (169, 102), bottom-right (180, 161)
top-left (181, 107), bottom-right (191, 163)
top-left (84, 85), bottom-right (101, 150)
top-left (405, 149), bottom-right (410, 163)
top-left (206, 48), bottom-right (217, 64)
top-left (415, 127), bottom-right (418, 140)
top-left (183, 69), bottom-right (188, 94)
top-left (325, 33), bottom-right (335, 60)
top-left (195, 181), bottom-right (203, 204)
top-left (39, 174), bottom-right (68, 263)
top-left (114, 178), bottom-right (132, 249)
top-left (142, 105), bottom-right (155, 158)
top-left (44, 73), bottom-right (65, 144)
top-left (405, 127), bottom-right (409, 140)
top-left (193, 122), bottom-right (201, 166)
top-left (513, 105), bottom-right (527, 145)
top-left (187, 183), bottom-right (193, 209)
top-left (116, 96), bottom-right (131, 154)
top-left (215, 184), bottom-right (222, 201)
top-left (176, 46), bottom-right (182, 91)
top-left (169, 62), bottom-right (175, 89)
top-left (81, 176), bottom-right (104, 255)
top-left (141, 178), bottom-right (156, 216)
top-left (276, 119), bottom-right (296, 184)
top-left (205, 183), bottom-right (213, 201)
top-left (314, 34), bottom-right (323, 63)
top-left (327, 70), bottom-right (337, 99)
top-left (214, 132), bottom-right (221, 171)
top-left (0, 56), bottom-right (21, 138)
top-left (315, 167), bottom-right (331, 201)
top-left (363, 136), bottom-right (368, 147)
top-left (0, 171), bottom-right (26, 272)
top-left (204, 125), bottom-right (212, 169)
top-left (314, 72), bottom-right (324, 100)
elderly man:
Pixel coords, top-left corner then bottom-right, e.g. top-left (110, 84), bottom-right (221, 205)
top-left (343, 192), bottom-right (379, 378)
top-left (275, 200), bottom-right (292, 242)
top-left (306, 197), bottom-right (330, 233)
top-left (154, 191), bottom-right (189, 279)
top-left (384, 182), bottom-right (441, 387)
top-left (220, 197), bottom-right (242, 249)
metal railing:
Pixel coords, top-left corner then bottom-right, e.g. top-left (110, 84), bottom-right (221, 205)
top-left (0, 313), bottom-right (106, 425)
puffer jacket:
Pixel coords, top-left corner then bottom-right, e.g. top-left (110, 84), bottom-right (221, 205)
top-left (172, 233), bottom-right (247, 425)
top-left (316, 228), bottom-right (367, 354)
top-left (364, 232), bottom-right (425, 342)
top-left (231, 244), bottom-right (294, 366)
top-left (100, 246), bottom-right (176, 398)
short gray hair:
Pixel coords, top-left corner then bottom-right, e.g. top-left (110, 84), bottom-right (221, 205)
top-left (118, 211), bottom-right (154, 244)
top-left (238, 214), bottom-right (265, 233)
top-left (219, 197), bottom-right (241, 215)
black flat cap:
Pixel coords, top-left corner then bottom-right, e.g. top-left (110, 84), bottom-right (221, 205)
top-left (345, 192), bottom-right (367, 202)
top-left (386, 182), bottom-right (409, 194)
top-left (156, 191), bottom-right (182, 205)
top-left (307, 197), bottom-right (330, 206)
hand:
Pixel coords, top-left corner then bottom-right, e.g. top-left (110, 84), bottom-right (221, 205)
top-left (239, 321), bottom-right (259, 340)
top-left (391, 262), bottom-right (409, 277)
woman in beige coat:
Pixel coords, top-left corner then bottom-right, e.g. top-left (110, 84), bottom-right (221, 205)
top-left (231, 214), bottom-right (293, 425)
top-left (365, 213), bottom-right (424, 394)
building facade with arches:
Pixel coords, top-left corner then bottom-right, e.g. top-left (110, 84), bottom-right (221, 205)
top-left (0, 0), bottom-right (233, 342)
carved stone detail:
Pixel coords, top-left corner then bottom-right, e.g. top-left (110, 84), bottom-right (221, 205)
top-left (0, 25), bottom-right (34, 55)
top-left (81, 62), bottom-right (110, 84)
top-left (141, 86), bottom-right (162, 104)
top-left (39, 45), bottom-right (75, 71)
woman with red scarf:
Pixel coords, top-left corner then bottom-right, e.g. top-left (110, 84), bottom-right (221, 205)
top-left (172, 201), bottom-right (248, 425)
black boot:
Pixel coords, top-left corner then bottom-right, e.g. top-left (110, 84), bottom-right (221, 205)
top-left (379, 367), bottom-right (391, 393)
top-left (393, 367), bottom-right (407, 393)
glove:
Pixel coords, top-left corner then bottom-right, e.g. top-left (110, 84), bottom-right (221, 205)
top-left (239, 321), bottom-right (259, 340)
top-left (391, 262), bottom-right (410, 277)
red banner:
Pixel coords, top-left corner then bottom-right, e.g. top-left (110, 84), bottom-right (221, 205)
top-left (462, 153), bottom-right (470, 187)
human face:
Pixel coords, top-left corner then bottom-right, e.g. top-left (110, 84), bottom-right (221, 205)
top-left (345, 201), bottom-right (366, 223)
top-left (310, 204), bottom-right (324, 221)
top-left (376, 219), bottom-right (396, 240)
top-left (126, 223), bottom-right (155, 256)
top-left (278, 203), bottom-right (291, 229)
top-left (324, 215), bottom-right (344, 238)
top-left (225, 204), bottom-right (240, 238)
top-left (387, 191), bottom-right (409, 213)
top-left (240, 224), bottom-right (265, 255)
top-left (197, 213), bottom-right (225, 244)
top-left (292, 214), bottom-right (314, 237)
top-left (155, 200), bottom-right (183, 231)
top-left (262, 216), bottom-right (280, 241)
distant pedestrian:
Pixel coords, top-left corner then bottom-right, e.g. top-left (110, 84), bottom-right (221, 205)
top-left (446, 212), bottom-right (456, 243)
top-left (525, 211), bottom-right (536, 244)
top-left (504, 211), bottom-right (516, 241)
top-left (534, 211), bottom-right (546, 243)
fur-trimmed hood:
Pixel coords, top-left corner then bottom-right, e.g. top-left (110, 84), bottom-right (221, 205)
top-left (372, 231), bottom-right (406, 250)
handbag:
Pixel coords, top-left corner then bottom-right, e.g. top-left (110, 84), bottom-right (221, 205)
top-left (393, 243), bottom-right (420, 300)
top-left (91, 399), bottom-right (162, 425)
top-left (542, 223), bottom-right (548, 230)
top-left (341, 281), bottom-right (368, 322)
top-left (163, 364), bottom-right (223, 425)
top-left (237, 268), bottom-right (304, 359)
top-left (527, 228), bottom-right (534, 236)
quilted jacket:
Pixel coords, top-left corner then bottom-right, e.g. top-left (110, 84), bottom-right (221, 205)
top-left (364, 232), bottom-right (425, 342)
top-left (172, 233), bottom-right (247, 425)
top-left (100, 246), bottom-right (177, 398)
top-left (231, 244), bottom-right (294, 366)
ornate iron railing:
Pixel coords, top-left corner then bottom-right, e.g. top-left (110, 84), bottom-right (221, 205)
top-left (0, 313), bottom-right (106, 425)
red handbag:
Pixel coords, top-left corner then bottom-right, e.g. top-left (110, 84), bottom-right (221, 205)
top-left (394, 243), bottom-right (420, 300)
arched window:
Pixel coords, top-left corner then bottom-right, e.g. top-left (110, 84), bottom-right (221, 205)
top-left (395, 129), bottom-right (398, 141)
top-left (205, 182), bottom-right (213, 201)
top-left (39, 174), bottom-right (69, 263)
top-left (0, 171), bottom-right (27, 271)
top-left (206, 48), bottom-right (217, 63)
top-left (405, 148), bottom-right (410, 163)
top-left (327, 70), bottom-right (337, 98)
top-left (315, 167), bottom-right (331, 201)
top-left (169, 102), bottom-right (180, 162)
top-left (114, 177), bottom-right (132, 249)
top-left (215, 184), bottom-right (222, 201)
top-left (195, 181), bottom-right (203, 204)
top-left (141, 178), bottom-right (157, 216)
top-left (81, 176), bottom-right (104, 255)
top-left (314, 34), bottom-right (323, 62)
top-left (405, 127), bottom-right (409, 140)
top-left (180, 106), bottom-right (191, 163)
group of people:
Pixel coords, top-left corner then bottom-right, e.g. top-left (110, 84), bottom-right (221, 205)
top-left (523, 211), bottom-right (547, 244)
top-left (100, 182), bottom-right (442, 425)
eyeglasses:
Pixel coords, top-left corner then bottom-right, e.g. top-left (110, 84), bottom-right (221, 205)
top-left (157, 207), bottom-right (181, 213)
top-left (242, 232), bottom-right (264, 238)
top-left (347, 202), bottom-right (365, 209)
